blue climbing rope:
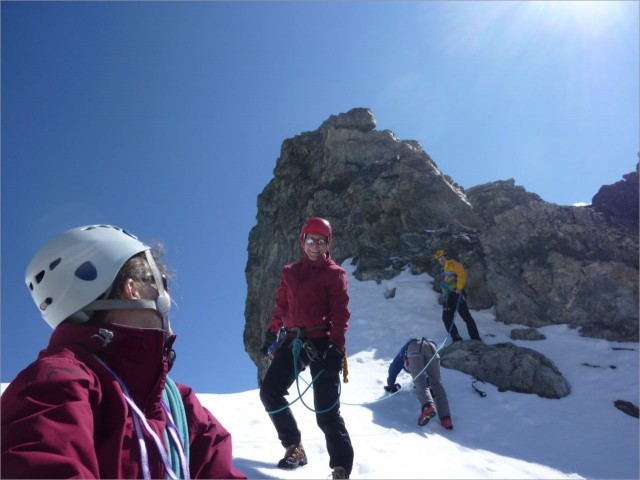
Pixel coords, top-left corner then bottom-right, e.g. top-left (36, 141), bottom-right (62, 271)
top-left (265, 330), bottom-right (340, 415)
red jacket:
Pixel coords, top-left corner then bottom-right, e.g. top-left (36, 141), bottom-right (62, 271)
top-left (1, 322), bottom-right (246, 479)
top-left (268, 252), bottom-right (350, 349)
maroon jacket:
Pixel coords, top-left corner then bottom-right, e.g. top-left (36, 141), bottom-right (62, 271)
top-left (1, 322), bottom-right (246, 479)
top-left (268, 252), bottom-right (350, 349)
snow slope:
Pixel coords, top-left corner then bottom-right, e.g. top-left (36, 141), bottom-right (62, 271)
top-left (201, 264), bottom-right (639, 479)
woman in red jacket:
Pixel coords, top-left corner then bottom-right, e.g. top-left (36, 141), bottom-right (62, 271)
top-left (259, 217), bottom-right (354, 480)
top-left (1, 225), bottom-right (246, 479)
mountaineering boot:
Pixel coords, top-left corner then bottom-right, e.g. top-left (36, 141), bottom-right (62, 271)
top-left (418, 403), bottom-right (437, 426)
top-left (277, 442), bottom-right (308, 469)
top-left (441, 416), bottom-right (453, 430)
top-left (451, 334), bottom-right (463, 343)
top-left (331, 466), bottom-right (349, 479)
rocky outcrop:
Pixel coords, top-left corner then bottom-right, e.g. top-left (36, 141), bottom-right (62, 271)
top-left (440, 341), bottom-right (571, 399)
top-left (244, 108), bottom-right (485, 370)
top-left (467, 180), bottom-right (639, 341)
top-left (244, 108), bottom-right (639, 383)
top-left (591, 162), bottom-right (639, 227)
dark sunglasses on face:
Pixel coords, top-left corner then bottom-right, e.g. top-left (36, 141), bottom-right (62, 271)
top-left (137, 275), bottom-right (169, 291)
top-left (304, 237), bottom-right (327, 246)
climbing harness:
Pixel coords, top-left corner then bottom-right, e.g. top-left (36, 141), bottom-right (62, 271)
top-left (92, 355), bottom-right (190, 480)
top-left (405, 338), bottom-right (438, 369)
top-left (265, 328), bottom-right (342, 416)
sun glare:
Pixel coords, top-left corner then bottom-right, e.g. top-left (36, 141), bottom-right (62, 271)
top-left (528, 0), bottom-right (629, 38)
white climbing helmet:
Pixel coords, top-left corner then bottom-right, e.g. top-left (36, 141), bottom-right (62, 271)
top-left (25, 224), bottom-right (166, 330)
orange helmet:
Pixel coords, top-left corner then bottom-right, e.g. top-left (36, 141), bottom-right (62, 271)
top-left (434, 250), bottom-right (446, 260)
top-left (299, 217), bottom-right (332, 246)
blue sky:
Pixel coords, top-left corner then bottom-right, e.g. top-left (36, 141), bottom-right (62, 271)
top-left (2, 1), bottom-right (638, 394)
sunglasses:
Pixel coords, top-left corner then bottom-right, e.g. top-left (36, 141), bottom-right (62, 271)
top-left (137, 275), bottom-right (169, 291)
top-left (304, 237), bottom-right (327, 246)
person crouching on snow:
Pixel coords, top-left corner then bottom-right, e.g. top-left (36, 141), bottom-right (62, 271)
top-left (384, 337), bottom-right (454, 430)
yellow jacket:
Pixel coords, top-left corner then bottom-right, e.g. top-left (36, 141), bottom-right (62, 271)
top-left (441, 259), bottom-right (467, 293)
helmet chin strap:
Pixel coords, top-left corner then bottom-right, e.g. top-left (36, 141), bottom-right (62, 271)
top-left (143, 249), bottom-right (171, 335)
top-left (80, 250), bottom-right (171, 336)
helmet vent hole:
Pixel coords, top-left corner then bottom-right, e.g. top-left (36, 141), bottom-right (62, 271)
top-left (49, 257), bottom-right (62, 270)
top-left (35, 270), bottom-right (45, 284)
top-left (39, 297), bottom-right (52, 311)
top-left (74, 261), bottom-right (98, 281)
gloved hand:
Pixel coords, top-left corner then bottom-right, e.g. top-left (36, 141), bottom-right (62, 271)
top-left (384, 383), bottom-right (401, 393)
top-left (324, 343), bottom-right (344, 373)
top-left (260, 331), bottom-right (277, 356)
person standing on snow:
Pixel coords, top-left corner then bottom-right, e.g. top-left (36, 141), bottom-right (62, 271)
top-left (384, 337), bottom-right (453, 429)
top-left (435, 249), bottom-right (481, 342)
top-left (259, 217), bottom-right (353, 480)
top-left (1, 225), bottom-right (246, 479)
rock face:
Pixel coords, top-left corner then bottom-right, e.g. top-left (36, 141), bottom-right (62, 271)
top-left (244, 108), bottom-right (639, 386)
top-left (467, 180), bottom-right (639, 341)
top-left (245, 108), bottom-right (483, 370)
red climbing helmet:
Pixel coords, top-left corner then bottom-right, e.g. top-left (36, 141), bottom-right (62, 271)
top-left (299, 217), bottom-right (333, 246)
